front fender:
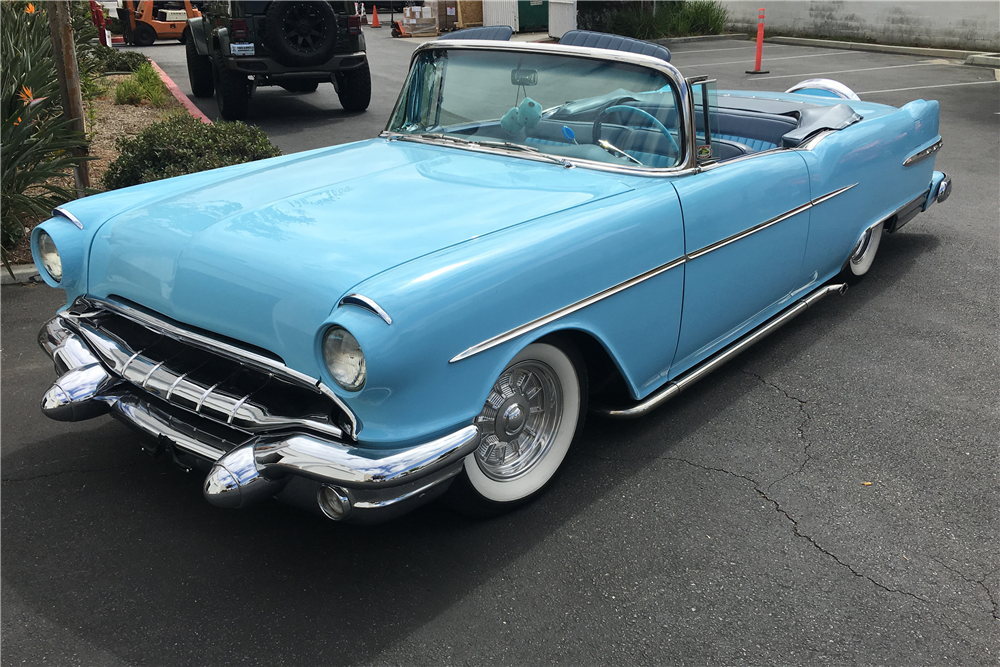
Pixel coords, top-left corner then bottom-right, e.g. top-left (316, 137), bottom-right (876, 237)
top-left (322, 183), bottom-right (686, 448)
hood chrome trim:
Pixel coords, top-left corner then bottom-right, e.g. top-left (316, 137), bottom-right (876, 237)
top-left (53, 207), bottom-right (84, 229)
top-left (339, 293), bottom-right (392, 325)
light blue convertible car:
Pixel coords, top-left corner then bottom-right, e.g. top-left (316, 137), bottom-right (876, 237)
top-left (32, 31), bottom-right (950, 523)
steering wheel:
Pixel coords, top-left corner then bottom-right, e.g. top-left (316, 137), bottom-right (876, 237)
top-left (593, 104), bottom-right (681, 158)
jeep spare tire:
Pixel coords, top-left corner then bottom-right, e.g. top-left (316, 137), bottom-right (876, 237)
top-left (263, 1), bottom-right (338, 68)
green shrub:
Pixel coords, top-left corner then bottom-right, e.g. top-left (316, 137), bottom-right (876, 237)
top-left (578, 0), bottom-right (728, 40)
top-left (92, 45), bottom-right (149, 73)
top-left (103, 115), bottom-right (283, 190)
top-left (1, 1), bottom-right (92, 272)
top-left (114, 63), bottom-right (168, 107)
top-left (114, 77), bottom-right (144, 105)
top-left (681, 1), bottom-right (729, 36)
top-left (133, 62), bottom-right (167, 106)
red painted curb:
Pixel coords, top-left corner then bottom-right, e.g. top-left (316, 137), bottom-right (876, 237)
top-left (149, 59), bottom-right (213, 125)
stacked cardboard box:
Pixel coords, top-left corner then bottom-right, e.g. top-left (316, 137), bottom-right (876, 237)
top-left (437, 0), bottom-right (458, 32)
top-left (402, 4), bottom-right (438, 36)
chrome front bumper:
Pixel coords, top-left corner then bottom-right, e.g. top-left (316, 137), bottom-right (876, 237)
top-left (38, 308), bottom-right (480, 523)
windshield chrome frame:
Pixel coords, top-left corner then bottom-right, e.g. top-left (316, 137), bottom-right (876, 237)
top-left (382, 40), bottom-right (696, 177)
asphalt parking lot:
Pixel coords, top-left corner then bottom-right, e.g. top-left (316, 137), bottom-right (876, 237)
top-left (2, 28), bottom-right (998, 666)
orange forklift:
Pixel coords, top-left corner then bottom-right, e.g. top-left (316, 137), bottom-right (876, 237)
top-left (117, 1), bottom-right (202, 46)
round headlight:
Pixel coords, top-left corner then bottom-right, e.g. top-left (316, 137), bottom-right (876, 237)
top-left (323, 326), bottom-right (366, 390)
top-left (37, 230), bottom-right (62, 283)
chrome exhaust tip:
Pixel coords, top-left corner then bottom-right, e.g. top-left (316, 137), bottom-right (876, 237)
top-left (317, 485), bottom-right (352, 521)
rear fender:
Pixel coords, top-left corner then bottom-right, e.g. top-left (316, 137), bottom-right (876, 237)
top-left (187, 16), bottom-right (209, 55)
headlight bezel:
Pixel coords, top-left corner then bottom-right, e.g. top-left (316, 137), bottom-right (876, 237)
top-left (36, 229), bottom-right (63, 283)
top-left (322, 325), bottom-right (367, 391)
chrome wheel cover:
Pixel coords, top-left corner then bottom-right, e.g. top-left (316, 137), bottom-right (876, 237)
top-left (474, 360), bottom-right (563, 481)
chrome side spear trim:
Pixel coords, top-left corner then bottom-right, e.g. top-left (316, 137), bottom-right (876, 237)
top-left (451, 184), bottom-right (856, 363)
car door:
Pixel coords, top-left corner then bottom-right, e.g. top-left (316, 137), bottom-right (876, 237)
top-left (670, 151), bottom-right (812, 377)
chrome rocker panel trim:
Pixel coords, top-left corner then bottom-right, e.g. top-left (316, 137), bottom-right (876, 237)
top-left (593, 283), bottom-right (848, 418)
top-left (451, 185), bottom-right (856, 363)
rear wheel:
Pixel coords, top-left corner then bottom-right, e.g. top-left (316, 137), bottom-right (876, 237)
top-left (133, 22), bottom-right (156, 46)
top-left (839, 220), bottom-right (883, 283)
top-left (335, 62), bottom-right (371, 112)
top-left (185, 34), bottom-right (214, 98)
top-left (212, 48), bottom-right (250, 121)
top-left (444, 340), bottom-right (587, 517)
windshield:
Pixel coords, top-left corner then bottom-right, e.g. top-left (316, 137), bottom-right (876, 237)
top-left (386, 48), bottom-right (685, 170)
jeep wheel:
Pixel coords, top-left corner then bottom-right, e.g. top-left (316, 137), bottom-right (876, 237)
top-left (212, 49), bottom-right (250, 121)
top-left (281, 80), bottom-right (320, 93)
top-left (186, 34), bottom-right (214, 98)
top-left (335, 62), bottom-right (371, 112)
top-left (263, 1), bottom-right (338, 68)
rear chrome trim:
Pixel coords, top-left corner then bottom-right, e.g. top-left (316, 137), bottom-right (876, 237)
top-left (338, 293), bottom-right (392, 325)
top-left (903, 139), bottom-right (942, 167)
top-left (594, 283), bottom-right (848, 418)
top-left (63, 298), bottom-right (360, 439)
top-left (450, 184), bottom-right (856, 363)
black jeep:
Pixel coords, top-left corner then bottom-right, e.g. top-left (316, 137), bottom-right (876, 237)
top-left (185, 1), bottom-right (370, 120)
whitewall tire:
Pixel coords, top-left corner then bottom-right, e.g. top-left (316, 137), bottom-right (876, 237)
top-left (446, 340), bottom-right (586, 515)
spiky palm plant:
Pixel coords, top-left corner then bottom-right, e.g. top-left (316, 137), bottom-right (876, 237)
top-left (1, 1), bottom-right (93, 275)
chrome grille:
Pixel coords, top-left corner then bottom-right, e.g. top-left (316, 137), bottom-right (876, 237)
top-left (62, 300), bottom-right (351, 440)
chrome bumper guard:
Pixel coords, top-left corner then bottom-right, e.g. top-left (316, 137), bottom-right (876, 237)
top-left (39, 310), bottom-right (480, 523)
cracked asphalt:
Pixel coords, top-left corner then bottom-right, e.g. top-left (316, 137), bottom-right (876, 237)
top-left (3, 31), bottom-right (998, 666)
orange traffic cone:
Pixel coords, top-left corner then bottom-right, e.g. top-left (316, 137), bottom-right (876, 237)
top-left (360, 3), bottom-right (368, 25)
top-left (371, 5), bottom-right (381, 28)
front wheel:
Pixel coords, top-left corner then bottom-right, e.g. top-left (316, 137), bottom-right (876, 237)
top-left (133, 23), bottom-right (156, 47)
top-left (445, 340), bottom-right (587, 516)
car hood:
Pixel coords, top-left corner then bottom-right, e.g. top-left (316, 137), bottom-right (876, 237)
top-left (85, 138), bottom-right (633, 373)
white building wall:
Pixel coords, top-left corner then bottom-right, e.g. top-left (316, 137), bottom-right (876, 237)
top-left (721, 1), bottom-right (1000, 52)
top-left (483, 0), bottom-right (520, 32)
top-left (549, 0), bottom-right (578, 38)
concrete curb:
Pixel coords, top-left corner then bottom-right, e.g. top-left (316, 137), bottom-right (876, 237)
top-left (653, 33), bottom-right (748, 45)
top-left (2, 263), bottom-right (40, 285)
top-left (965, 53), bottom-right (1000, 67)
top-left (766, 36), bottom-right (986, 61)
top-left (149, 59), bottom-right (213, 124)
